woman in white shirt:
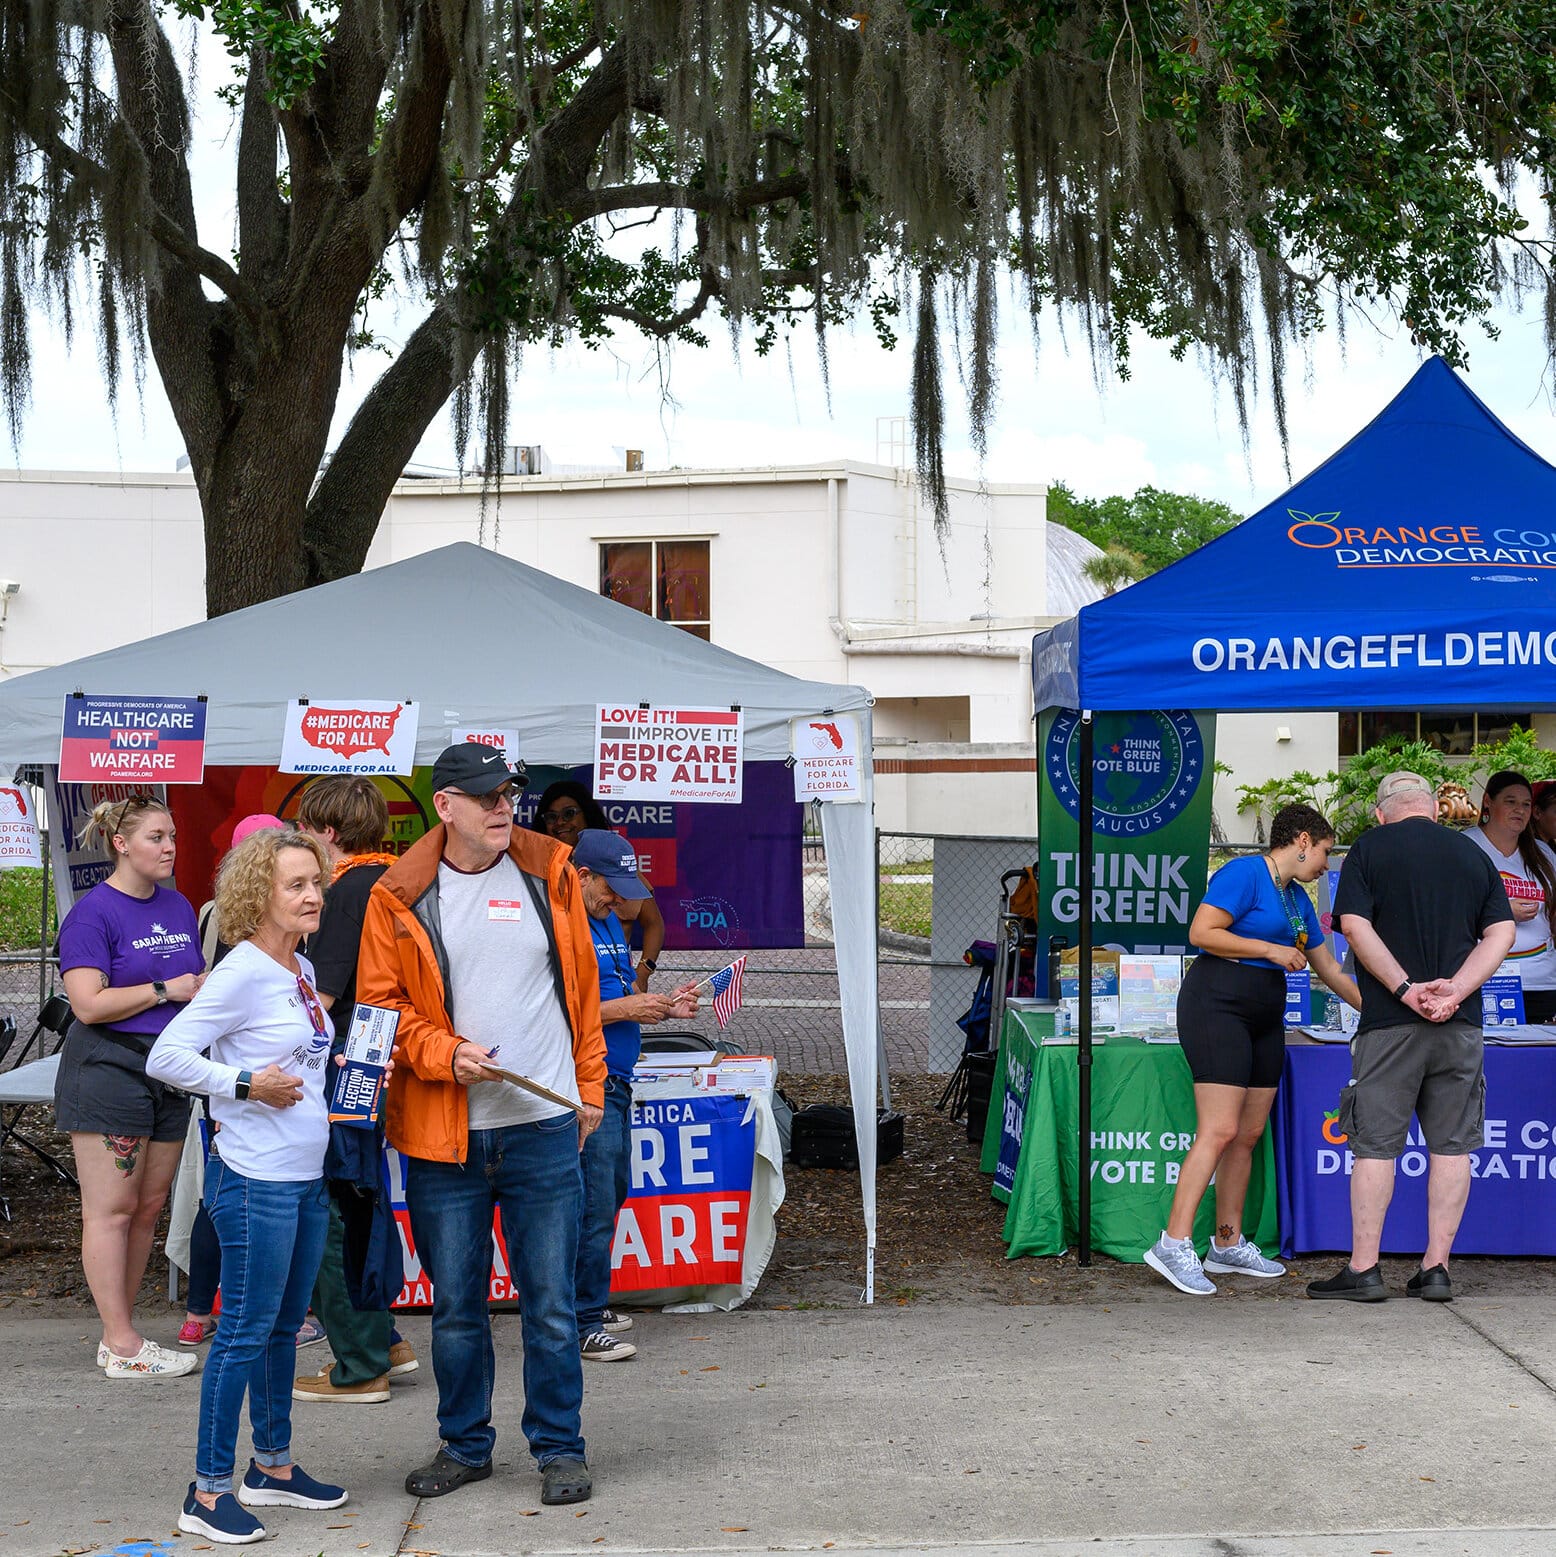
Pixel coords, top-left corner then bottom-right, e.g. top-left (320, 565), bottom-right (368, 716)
top-left (148, 829), bottom-right (349, 1546)
top-left (1464, 769), bottom-right (1556, 1023)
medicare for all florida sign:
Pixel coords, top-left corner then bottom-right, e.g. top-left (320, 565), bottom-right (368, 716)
top-left (60, 694), bottom-right (207, 783)
top-left (594, 704), bottom-right (744, 804)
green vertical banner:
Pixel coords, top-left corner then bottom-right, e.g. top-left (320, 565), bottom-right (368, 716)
top-left (1036, 709), bottom-right (1216, 988)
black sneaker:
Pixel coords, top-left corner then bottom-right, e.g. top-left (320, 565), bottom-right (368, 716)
top-left (1406, 1264), bottom-right (1453, 1302)
top-left (1306, 1262), bottom-right (1388, 1302)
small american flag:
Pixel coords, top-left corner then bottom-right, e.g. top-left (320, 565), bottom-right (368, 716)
top-left (707, 955), bottom-right (747, 1030)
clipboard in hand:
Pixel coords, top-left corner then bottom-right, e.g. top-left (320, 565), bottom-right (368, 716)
top-left (476, 1061), bottom-right (578, 1113)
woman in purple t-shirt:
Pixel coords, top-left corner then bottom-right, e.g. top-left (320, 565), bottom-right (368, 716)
top-left (54, 794), bottom-right (206, 1378)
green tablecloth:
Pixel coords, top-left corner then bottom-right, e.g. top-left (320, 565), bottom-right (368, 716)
top-left (982, 1010), bottom-right (1278, 1262)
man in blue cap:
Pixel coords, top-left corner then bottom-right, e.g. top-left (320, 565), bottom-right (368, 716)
top-left (568, 829), bottom-right (699, 1362)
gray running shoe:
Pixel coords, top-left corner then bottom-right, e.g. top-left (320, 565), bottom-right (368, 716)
top-left (1144, 1235), bottom-right (1216, 1295)
top-left (1203, 1235), bottom-right (1285, 1279)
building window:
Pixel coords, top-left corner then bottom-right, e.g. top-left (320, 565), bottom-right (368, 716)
top-left (1338, 711), bottom-right (1533, 757)
top-left (599, 540), bottom-right (711, 640)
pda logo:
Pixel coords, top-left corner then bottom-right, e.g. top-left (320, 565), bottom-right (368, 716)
top-left (1321, 1107), bottom-right (1349, 1146)
top-left (683, 895), bottom-right (741, 947)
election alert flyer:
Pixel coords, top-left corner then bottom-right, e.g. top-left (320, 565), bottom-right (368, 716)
top-left (59, 693), bottom-right (207, 784)
top-left (280, 698), bottom-right (419, 775)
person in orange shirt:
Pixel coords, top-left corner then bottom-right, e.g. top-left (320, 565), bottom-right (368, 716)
top-left (357, 744), bottom-right (605, 1508)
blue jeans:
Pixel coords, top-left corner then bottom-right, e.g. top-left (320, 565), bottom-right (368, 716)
top-left (197, 1161), bottom-right (330, 1493)
top-left (405, 1115), bottom-right (585, 1468)
top-left (575, 1076), bottom-right (633, 1337)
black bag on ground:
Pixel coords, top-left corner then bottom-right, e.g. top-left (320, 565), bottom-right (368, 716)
top-left (962, 1050), bottom-right (998, 1146)
top-left (790, 1104), bottom-right (905, 1170)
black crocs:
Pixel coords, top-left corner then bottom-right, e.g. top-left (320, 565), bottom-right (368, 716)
top-left (541, 1457), bottom-right (592, 1505)
top-left (404, 1449), bottom-right (492, 1498)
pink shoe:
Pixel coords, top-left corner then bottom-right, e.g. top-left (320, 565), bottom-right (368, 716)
top-left (178, 1318), bottom-right (217, 1346)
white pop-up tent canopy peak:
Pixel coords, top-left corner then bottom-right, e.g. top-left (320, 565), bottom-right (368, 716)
top-left (0, 541), bottom-right (884, 1298)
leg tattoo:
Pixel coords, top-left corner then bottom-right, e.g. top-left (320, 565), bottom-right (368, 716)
top-left (103, 1134), bottom-right (142, 1176)
top-left (1218, 1222), bottom-right (1235, 1243)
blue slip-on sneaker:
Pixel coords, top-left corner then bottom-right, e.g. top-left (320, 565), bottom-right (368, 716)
top-left (237, 1460), bottom-right (349, 1509)
top-left (179, 1483), bottom-right (266, 1544)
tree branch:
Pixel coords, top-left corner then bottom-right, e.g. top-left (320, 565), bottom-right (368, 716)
top-left (566, 173), bottom-right (810, 221)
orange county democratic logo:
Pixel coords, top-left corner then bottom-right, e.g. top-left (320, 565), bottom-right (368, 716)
top-left (1285, 507), bottom-right (1556, 570)
top-left (1321, 1108), bottom-right (1349, 1146)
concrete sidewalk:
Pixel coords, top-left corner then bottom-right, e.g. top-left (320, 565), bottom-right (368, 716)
top-left (6, 1294), bottom-right (1556, 1557)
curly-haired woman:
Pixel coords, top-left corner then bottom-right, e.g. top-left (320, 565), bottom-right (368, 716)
top-left (1144, 803), bottom-right (1361, 1296)
top-left (148, 828), bottom-right (349, 1544)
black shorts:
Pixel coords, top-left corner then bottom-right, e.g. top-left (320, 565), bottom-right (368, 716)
top-left (53, 1020), bottom-right (191, 1142)
top-left (1175, 954), bottom-right (1287, 1089)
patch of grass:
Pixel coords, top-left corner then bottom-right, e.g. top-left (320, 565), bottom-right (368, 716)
top-left (0, 867), bottom-right (53, 951)
top-left (878, 873), bottom-right (932, 938)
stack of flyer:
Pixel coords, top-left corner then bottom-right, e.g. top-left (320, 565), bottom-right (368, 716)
top-left (631, 1051), bottom-right (718, 1085)
top-left (328, 1003), bottom-right (398, 1128)
top-left (694, 1055), bottom-right (776, 1092)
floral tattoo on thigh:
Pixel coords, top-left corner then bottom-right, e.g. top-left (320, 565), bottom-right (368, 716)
top-left (103, 1134), bottom-right (142, 1175)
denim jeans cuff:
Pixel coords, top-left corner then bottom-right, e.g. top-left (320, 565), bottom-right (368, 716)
top-left (196, 1473), bottom-right (234, 1494)
top-left (254, 1448), bottom-right (290, 1470)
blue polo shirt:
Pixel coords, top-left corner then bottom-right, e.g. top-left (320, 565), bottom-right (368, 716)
top-left (590, 912), bottom-right (641, 1077)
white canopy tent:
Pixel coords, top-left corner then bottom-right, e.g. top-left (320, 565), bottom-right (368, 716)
top-left (0, 541), bottom-right (883, 1298)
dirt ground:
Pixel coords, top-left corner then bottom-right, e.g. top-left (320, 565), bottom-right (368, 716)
top-left (3, 1075), bottom-right (1553, 1317)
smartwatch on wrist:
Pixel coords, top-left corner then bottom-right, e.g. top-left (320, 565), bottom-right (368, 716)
top-left (152, 979), bottom-right (169, 1005)
top-left (234, 1069), bottom-right (252, 1101)
top-left (1393, 978), bottom-right (1414, 1000)
top-left (640, 957), bottom-right (658, 973)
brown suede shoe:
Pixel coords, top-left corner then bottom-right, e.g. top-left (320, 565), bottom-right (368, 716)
top-left (388, 1339), bottom-right (419, 1376)
top-left (292, 1367), bottom-right (390, 1404)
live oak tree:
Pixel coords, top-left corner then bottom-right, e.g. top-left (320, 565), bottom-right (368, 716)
top-left (3, 1), bottom-right (1554, 613)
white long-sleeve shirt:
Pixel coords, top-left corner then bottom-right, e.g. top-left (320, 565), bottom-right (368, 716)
top-left (146, 941), bottom-right (332, 1181)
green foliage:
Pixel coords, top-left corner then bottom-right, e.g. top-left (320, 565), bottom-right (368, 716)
top-left (1050, 482), bottom-right (1241, 573)
top-left (1080, 545), bottom-right (1148, 594)
top-left (0, 867), bottom-right (54, 952)
top-left (908, 0), bottom-right (1556, 370)
top-left (169, 0), bottom-right (331, 109)
top-left (1231, 727), bottom-right (1556, 845)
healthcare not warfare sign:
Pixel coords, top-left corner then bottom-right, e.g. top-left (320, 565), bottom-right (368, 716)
top-left (59, 694), bottom-right (207, 783)
top-left (1036, 708), bottom-right (1215, 989)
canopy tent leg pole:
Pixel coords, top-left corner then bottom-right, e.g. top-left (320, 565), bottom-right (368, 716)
top-left (877, 1023), bottom-right (892, 1112)
top-left (37, 799), bottom-right (50, 1012)
top-left (1077, 711), bottom-right (1094, 1267)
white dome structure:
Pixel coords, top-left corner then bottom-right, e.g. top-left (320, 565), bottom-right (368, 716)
top-left (1045, 521), bottom-right (1107, 616)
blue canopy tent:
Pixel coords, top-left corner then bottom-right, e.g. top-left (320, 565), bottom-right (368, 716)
top-left (1031, 357), bottom-right (1556, 1261)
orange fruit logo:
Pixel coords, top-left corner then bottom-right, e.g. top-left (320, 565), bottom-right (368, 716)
top-left (1321, 1108), bottom-right (1349, 1145)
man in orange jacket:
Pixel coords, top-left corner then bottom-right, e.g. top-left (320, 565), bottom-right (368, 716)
top-left (357, 743), bottom-right (605, 1507)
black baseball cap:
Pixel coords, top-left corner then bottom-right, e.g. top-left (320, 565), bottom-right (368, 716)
top-left (571, 829), bottom-right (652, 899)
top-left (431, 741), bottom-right (526, 796)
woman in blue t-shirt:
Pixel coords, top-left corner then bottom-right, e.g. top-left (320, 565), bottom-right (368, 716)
top-left (54, 795), bottom-right (206, 1377)
top-left (1144, 803), bottom-right (1360, 1296)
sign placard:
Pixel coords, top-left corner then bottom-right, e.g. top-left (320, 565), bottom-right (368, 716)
top-left (0, 784), bottom-right (41, 867)
top-left (280, 699), bottom-right (418, 775)
top-left (790, 712), bottom-right (863, 802)
top-left (594, 705), bottom-right (743, 804)
top-left (387, 1091), bottom-right (755, 1306)
top-left (452, 727), bottom-right (521, 766)
top-left (60, 694), bottom-right (206, 784)
top-left (49, 776), bottom-right (170, 919)
top-left (1482, 967), bottom-right (1526, 1029)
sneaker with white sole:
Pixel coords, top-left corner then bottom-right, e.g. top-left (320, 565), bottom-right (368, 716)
top-left (292, 1367), bottom-right (390, 1404)
top-left (580, 1330), bottom-right (637, 1362)
top-left (104, 1338), bottom-right (199, 1378)
top-left (388, 1338), bottom-right (419, 1376)
top-left (179, 1484), bottom-right (265, 1545)
top-left (1202, 1235), bottom-right (1285, 1278)
top-left (601, 1308), bottom-right (633, 1334)
top-left (236, 1459), bottom-right (348, 1509)
top-left (1143, 1234), bottom-right (1217, 1295)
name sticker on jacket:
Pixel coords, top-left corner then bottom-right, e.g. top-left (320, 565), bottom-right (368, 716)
top-left (487, 899), bottom-right (523, 922)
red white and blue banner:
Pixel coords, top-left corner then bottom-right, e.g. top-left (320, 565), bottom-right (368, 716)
top-left (594, 704), bottom-right (744, 804)
top-left (59, 693), bottom-right (207, 784)
top-left (386, 1092), bottom-right (755, 1306)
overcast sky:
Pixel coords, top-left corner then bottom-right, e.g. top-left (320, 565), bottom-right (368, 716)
top-left (15, 28), bottom-right (1556, 517)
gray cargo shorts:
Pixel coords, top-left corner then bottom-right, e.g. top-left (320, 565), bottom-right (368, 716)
top-left (1336, 1020), bottom-right (1484, 1159)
